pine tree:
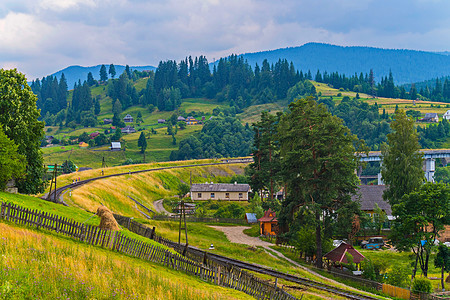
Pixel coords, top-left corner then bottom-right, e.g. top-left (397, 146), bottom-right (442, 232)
top-left (109, 64), bottom-right (116, 79)
top-left (99, 64), bottom-right (108, 82)
top-left (137, 131), bottom-right (147, 153)
top-left (87, 72), bottom-right (96, 86)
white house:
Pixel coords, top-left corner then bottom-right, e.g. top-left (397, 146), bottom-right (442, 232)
top-left (110, 142), bottom-right (121, 151)
top-left (190, 183), bottom-right (250, 201)
top-left (444, 110), bottom-right (450, 120)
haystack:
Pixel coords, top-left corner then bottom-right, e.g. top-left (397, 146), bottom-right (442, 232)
top-left (97, 205), bottom-right (120, 231)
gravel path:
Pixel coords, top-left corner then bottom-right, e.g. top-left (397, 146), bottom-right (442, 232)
top-left (210, 225), bottom-right (385, 298)
top-left (153, 199), bottom-right (174, 216)
top-left (209, 226), bottom-right (272, 246)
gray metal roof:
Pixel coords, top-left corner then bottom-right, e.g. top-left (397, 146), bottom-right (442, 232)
top-left (245, 213), bottom-right (257, 223)
top-left (111, 142), bottom-right (121, 148)
top-left (351, 185), bottom-right (392, 215)
top-left (191, 183), bottom-right (250, 192)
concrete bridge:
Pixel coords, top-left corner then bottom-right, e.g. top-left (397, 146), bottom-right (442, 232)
top-left (360, 149), bottom-right (450, 184)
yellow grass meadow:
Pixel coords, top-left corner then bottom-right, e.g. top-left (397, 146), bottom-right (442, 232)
top-left (0, 222), bottom-right (252, 300)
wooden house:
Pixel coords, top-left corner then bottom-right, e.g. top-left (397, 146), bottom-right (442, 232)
top-left (123, 114), bottom-right (134, 123)
top-left (351, 185), bottom-right (392, 221)
top-left (103, 118), bottom-right (113, 125)
top-left (190, 183), bottom-right (250, 201)
top-left (420, 113), bottom-right (439, 122)
top-left (121, 125), bottom-right (136, 134)
top-left (186, 116), bottom-right (199, 125)
top-left (258, 209), bottom-right (278, 236)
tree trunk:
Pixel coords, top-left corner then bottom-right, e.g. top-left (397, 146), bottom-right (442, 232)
top-left (412, 249), bottom-right (419, 280)
top-left (315, 212), bottom-right (323, 268)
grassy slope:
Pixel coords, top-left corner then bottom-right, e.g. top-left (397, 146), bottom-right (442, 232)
top-left (314, 82), bottom-right (450, 115)
top-left (0, 222), bottom-right (251, 300)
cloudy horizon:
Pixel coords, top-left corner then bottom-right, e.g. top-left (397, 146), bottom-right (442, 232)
top-left (2, 0), bottom-right (450, 80)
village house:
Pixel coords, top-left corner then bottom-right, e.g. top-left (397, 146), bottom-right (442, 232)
top-left (185, 116), bottom-right (199, 125)
top-left (419, 113), bottom-right (439, 122)
top-left (177, 116), bottom-right (186, 122)
top-left (123, 114), bottom-right (134, 123)
top-left (158, 119), bottom-right (166, 124)
top-left (103, 118), bottom-right (113, 125)
top-left (444, 110), bottom-right (450, 120)
top-left (121, 125), bottom-right (136, 134)
top-left (190, 182), bottom-right (250, 201)
top-left (351, 185), bottom-right (393, 221)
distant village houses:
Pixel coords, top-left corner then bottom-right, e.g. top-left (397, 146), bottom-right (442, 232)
top-left (103, 118), bottom-right (113, 125)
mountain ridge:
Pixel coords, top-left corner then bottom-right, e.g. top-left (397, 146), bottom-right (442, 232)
top-left (40, 43), bottom-right (450, 87)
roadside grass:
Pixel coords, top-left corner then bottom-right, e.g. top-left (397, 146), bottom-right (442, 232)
top-left (0, 222), bottom-right (251, 300)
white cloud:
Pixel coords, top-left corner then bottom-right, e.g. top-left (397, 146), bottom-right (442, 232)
top-left (39, 0), bottom-right (95, 11)
top-left (2, 0), bottom-right (450, 79)
top-left (0, 12), bottom-right (51, 54)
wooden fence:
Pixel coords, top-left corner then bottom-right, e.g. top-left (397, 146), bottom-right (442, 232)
top-left (0, 202), bottom-right (297, 300)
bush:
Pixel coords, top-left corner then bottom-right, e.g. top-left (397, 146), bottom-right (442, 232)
top-left (385, 266), bottom-right (410, 287)
top-left (411, 277), bottom-right (433, 293)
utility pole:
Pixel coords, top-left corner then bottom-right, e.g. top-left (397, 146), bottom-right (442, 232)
top-left (178, 200), bottom-right (189, 255)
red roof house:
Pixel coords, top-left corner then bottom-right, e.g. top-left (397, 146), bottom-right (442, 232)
top-left (324, 242), bottom-right (365, 264)
top-left (258, 208), bottom-right (278, 236)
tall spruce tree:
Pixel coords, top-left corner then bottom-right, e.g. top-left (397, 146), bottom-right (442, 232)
top-left (381, 110), bottom-right (424, 205)
top-left (138, 131), bottom-right (147, 154)
top-left (278, 96), bottom-right (364, 268)
top-left (99, 64), bottom-right (108, 82)
top-left (109, 64), bottom-right (116, 79)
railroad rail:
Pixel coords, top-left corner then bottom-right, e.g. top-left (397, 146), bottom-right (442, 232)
top-left (154, 237), bottom-right (382, 300)
top-left (44, 160), bottom-right (252, 203)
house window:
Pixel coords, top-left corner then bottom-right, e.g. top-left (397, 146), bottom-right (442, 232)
top-left (197, 193), bottom-right (202, 198)
top-left (239, 193), bottom-right (243, 199)
top-left (211, 193), bottom-right (215, 199)
top-left (225, 193), bottom-right (230, 198)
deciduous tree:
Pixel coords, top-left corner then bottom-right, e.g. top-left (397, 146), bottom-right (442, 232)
top-left (381, 110), bottom-right (424, 205)
top-left (0, 125), bottom-right (26, 189)
top-left (0, 69), bottom-right (45, 193)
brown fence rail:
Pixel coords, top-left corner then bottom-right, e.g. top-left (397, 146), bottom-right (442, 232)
top-left (0, 202), bottom-right (297, 300)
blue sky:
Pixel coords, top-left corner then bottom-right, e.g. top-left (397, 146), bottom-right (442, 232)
top-left (1, 0), bottom-right (450, 80)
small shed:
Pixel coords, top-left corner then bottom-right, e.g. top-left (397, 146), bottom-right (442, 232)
top-left (110, 142), bottom-right (121, 151)
top-left (324, 242), bottom-right (365, 265)
top-left (158, 119), bottom-right (166, 124)
top-left (103, 118), bottom-right (113, 124)
top-left (177, 116), bottom-right (186, 122)
top-left (258, 209), bottom-right (278, 236)
top-left (245, 213), bottom-right (257, 224)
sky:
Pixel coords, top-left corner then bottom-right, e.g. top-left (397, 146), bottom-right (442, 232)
top-left (2, 0), bottom-right (450, 80)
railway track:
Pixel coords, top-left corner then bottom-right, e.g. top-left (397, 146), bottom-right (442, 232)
top-left (45, 159), bottom-right (253, 202)
top-left (173, 245), bottom-right (382, 300)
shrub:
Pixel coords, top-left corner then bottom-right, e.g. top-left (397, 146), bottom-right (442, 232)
top-left (385, 266), bottom-right (410, 287)
top-left (411, 277), bottom-right (433, 293)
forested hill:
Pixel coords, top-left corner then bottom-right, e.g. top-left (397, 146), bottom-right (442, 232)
top-left (49, 64), bottom-right (156, 89)
top-left (240, 43), bottom-right (450, 85)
